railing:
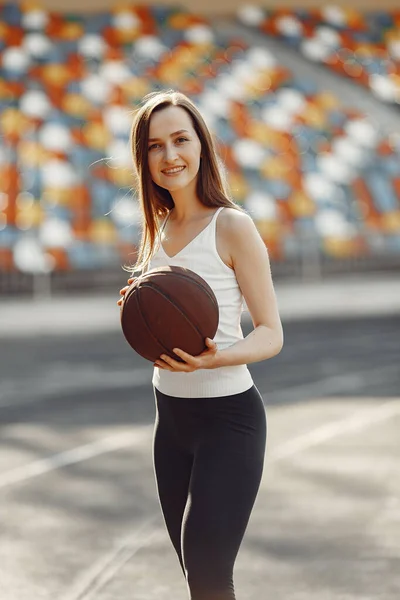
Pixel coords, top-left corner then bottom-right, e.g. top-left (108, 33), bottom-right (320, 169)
top-left (1, 247), bottom-right (399, 298)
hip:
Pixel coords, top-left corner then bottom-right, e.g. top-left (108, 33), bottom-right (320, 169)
top-left (154, 384), bottom-right (267, 456)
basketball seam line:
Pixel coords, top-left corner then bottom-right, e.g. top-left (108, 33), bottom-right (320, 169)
top-left (124, 288), bottom-right (171, 361)
top-left (140, 282), bottom-right (209, 347)
top-left (137, 287), bottom-right (176, 357)
top-left (141, 270), bottom-right (219, 313)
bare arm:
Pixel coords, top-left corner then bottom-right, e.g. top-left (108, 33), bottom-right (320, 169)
top-left (155, 209), bottom-right (283, 372)
top-left (215, 210), bottom-right (283, 367)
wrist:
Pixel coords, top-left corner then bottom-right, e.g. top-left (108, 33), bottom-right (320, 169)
top-left (213, 348), bottom-right (230, 369)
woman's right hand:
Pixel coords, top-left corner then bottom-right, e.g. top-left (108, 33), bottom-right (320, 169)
top-left (117, 278), bottom-right (135, 307)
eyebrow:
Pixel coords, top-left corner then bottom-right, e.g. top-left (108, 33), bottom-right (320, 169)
top-left (148, 129), bottom-right (190, 142)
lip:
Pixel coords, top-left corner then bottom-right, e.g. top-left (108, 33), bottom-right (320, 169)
top-left (161, 166), bottom-right (186, 175)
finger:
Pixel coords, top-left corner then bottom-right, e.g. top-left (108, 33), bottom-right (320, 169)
top-left (172, 348), bottom-right (196, 364)
top-left (205, 338), bottom-right (217, 349)
top-left (118, 292), bottom-right (127, 304)
top-left (154, 360), bottom-right (171, 371)
top-left (160, 353), bottom-right (192, 371)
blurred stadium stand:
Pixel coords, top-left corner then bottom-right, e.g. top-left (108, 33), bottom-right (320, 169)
top-left (0, 1), bottom-right (400, 295)
top-left (237, 5), bottom-right (400, 104)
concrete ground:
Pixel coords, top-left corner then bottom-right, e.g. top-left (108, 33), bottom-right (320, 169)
top-left (1, 271), bottom-right (400, 338)
top-left (0, 272), bottom-right (399, 600)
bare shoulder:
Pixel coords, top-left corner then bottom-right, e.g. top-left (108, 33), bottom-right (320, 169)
top-left (218, 207), bottom-right (260, 246)
top-left (218, 207), bottom-right (281, 337)
top-left (216, 207), bottom-right (261, 269)
top-left (218, 206), bottom-right (254, 230)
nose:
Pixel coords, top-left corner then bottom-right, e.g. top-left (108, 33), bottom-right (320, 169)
top-left (163, 142), bottom-right (179, 164)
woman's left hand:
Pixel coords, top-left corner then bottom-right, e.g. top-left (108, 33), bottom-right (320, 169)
top-left (154, 338), bottom-right (219, 372)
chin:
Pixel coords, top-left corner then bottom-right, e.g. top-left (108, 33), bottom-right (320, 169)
top-left (159, 178), bottom-right (195, 193)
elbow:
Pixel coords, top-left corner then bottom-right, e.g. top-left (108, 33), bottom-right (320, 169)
top-left (271, 335), bottom-right (284, 358)
top-left (258, 323), bottom-right (284, 360)
top-left (270, 326), bottom-right (284, 358)
top-left (275, 336), bottom-right (284, 356)
top-left (277, 326), bottom-right (284, 354)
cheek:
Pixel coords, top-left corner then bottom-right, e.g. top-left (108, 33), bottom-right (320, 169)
top-left (188, 148), bottom-right (201, 171)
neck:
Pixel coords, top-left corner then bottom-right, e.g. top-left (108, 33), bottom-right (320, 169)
top-left (169, 187), bottom-right (206, 222)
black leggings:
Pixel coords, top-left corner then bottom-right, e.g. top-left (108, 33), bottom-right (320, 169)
top-left (153, 385), bottom-right (267, 600)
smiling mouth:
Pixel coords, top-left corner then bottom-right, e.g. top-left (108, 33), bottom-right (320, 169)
top-left (162, 166), bottom-right (186, 175)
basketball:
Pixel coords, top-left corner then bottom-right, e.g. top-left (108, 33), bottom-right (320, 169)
top-left (120, 265), bottom-right (219, 362)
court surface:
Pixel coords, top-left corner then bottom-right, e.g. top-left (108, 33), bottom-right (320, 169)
top-left (0, 294), bottom-right (399, 600)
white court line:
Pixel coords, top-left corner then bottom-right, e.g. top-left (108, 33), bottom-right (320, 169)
top-left (1, 395), bottom-right (399, 492)
top-left (261, 363), bottom-right (399, 404)
top-left (0, 426), bottom-right (153, 489)
top-left (1, 360), bottom-right (397, 411)
top-left (0, 366), bottom-right (152, 409)
top-left (58, 396), bottom-right (400, 600)
top-left (0, 360), bottom-right (398, 490)
top-left (59, 516), bottom-right (163, 600)
top-left (267, 398), bottom-right (400, 462)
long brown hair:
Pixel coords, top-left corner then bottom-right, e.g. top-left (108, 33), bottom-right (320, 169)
top-left (126, 89), bottom-right (243, 273)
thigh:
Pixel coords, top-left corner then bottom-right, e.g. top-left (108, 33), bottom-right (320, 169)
top-left (183, 438), bottom-right (265, 572)
top-left (182, 387), bottom-right (267, 589)
top-left (153, 400), bottom-right (193, 571)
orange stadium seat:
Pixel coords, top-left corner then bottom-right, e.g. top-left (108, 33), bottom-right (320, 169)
top-left (0, 1), bottom-right (399, 276)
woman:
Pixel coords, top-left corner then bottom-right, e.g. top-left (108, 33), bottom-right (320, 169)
top-left (117, 90), bottom-right (283, 600)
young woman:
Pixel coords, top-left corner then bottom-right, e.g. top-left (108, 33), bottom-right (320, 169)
top-left (117, 90), bottom-right (283, 600)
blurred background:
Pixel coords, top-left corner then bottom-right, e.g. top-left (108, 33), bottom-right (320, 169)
top-left (1, 0), bottom-right (400, 295)
top-left (0, 2), bottom-right (399, 600)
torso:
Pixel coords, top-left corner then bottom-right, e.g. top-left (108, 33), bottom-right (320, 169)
top-left (160, 206), bottom-right (235, 269)
top-left (150, 204), bottom-right (254, 398)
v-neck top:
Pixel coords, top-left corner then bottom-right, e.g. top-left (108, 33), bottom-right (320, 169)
top-left (148, 206), bottom-right (253, 398)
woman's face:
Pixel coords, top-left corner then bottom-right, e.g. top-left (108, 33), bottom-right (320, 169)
top-left (147, 105), bottom-right (202, 194)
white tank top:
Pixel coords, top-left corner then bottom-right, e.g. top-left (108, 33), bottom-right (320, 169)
top-left (148, 206), bottom-right (254, 398)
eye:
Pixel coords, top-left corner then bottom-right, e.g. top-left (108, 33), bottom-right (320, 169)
top-left (148, 143), bottom-right (160, 151)
top-left (175, 137), bottom-right (189, 143)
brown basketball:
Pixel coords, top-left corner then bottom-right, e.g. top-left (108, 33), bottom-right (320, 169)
top-left (120, 265), bottom-right (219, 362)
